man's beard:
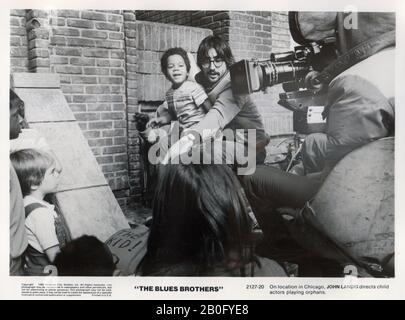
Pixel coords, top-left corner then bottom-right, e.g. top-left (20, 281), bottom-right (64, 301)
top-left (207, 71), bottom-right (220, 78)
top-left (195, 70), bottom-right (229, 91)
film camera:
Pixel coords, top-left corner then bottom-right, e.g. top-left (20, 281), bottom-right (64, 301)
top-left (230, 41), bottom-right (337, 134)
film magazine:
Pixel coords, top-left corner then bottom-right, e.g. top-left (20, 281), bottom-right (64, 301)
top-left (1, 0), bottom-right (405, 302)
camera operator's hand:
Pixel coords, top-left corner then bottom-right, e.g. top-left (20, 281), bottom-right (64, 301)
top-left (304, 71), bottom-right (324, 91)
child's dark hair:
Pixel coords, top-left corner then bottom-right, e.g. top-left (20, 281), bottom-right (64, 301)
top-left (54, 235), bottom-right (115, 276)
top-left (160, 47), bottom-right (191, 79)
top-left (10, 149), bottom-right (55, 196)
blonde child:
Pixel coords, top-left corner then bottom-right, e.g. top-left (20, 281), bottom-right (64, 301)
top-left (10, 149), bottom-right (67, 276)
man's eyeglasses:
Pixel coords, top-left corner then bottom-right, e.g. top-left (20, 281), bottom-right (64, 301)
top-left (201, 57), bottom-right (224, 69)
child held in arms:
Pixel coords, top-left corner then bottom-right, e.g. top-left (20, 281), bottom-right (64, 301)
top-left (145, 47), bottom-right (212, 143)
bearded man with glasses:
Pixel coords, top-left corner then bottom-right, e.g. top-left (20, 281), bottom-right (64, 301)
top-left (165, 35), bottom-right (269, 166)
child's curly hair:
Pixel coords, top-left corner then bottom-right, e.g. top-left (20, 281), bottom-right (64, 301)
top-left (160, 47), bottom-right (191, 79)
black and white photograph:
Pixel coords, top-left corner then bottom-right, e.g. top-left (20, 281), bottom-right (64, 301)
top-left (2, 0), bottom-right (405, 300)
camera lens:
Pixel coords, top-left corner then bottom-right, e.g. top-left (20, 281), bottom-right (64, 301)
top-left (262, 61), bottom-right (310, 88)
top-left (230, 58), bottom-right (311, 94)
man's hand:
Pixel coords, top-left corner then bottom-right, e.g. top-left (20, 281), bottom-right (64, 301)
top-left (147, 116), bottom-right (169, 129)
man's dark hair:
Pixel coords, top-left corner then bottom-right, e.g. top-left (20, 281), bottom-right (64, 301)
top-left (160, 47), bottom-right (191, 79)
top-left (54, 235), bottom-right (115, 276)
top-left (197, 35), bottom-right (235, 69)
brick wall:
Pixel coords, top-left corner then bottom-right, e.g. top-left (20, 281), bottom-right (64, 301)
top-left (136, 10), bottom-right (198, 26)
top-left (136, 11), bottom-right (290, 59)
top-left (10, 10), bottom-right (29, 72)
top-left (26, 10), bottom-right (51, 73)
top-left (123, 11), bottom-right (142, 204)
top-left (10, 9), bottom-right (136, 209)
top-left (136, 11), bottom-right (230, 38)
top-left (47, 10), bottom-right (131, 207)
top-left (227, 11), bottom-right (272, 60)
